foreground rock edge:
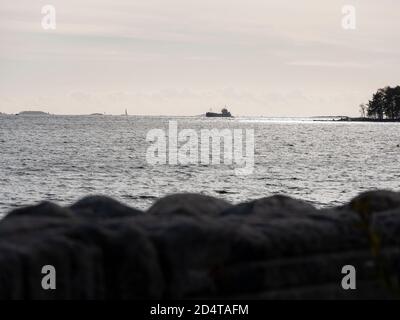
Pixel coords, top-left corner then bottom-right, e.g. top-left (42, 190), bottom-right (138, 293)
top-left (0, 190), bottom-right (400, 300)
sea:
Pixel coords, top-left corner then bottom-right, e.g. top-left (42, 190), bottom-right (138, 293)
top-left (1, 114), bottom-right (400, 217)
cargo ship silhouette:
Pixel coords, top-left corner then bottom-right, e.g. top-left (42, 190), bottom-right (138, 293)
top-left (205, 107), bottom-right (233, 118)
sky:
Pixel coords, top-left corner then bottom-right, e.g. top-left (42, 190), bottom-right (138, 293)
top-left (0, 0), bottom-right (399, 116)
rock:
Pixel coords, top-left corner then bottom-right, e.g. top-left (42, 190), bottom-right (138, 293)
top-left (221, 195), bottom-right (316, 218)
top-left (1, 190), bottom-right (400, 299)
top-left (0, 226), bottom-right (104, 299)
top-left (0, 218), bottom-right (164, 299)
top-left (147, 193), bottom-right (232, 218)
top-left (0, 245), bottom-right (26, 299)
top-left (62, 223), bottom-right (164, 299)
top-left (0, 199), bottom-right (161, 299)
top-left (349, 190), bottom-right (400, 217)
top-left (0, 202), bottom-right (77, 238)
top-left (70, 195), bottom-right (142, 219)
top-left (4, 201), bottom-right (72, 220)
top-left (133, 215), bottom-right (233, 298)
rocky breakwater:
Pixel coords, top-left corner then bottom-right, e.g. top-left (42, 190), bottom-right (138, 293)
top-left (1, 190), bottom-right (400, 299)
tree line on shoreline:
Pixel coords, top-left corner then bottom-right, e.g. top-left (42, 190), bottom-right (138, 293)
top-left (360, 86), bottom-right (400, 120)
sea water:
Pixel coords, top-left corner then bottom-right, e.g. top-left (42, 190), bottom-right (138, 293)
top-left (1, 114), bottom-right (400, 216)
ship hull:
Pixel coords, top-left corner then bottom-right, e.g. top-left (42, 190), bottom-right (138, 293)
top-left (205, 112), bottom-right (232, 118)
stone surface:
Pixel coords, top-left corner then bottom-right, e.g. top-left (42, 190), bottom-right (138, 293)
top-left (1, 190), bottom-right (400, 299)
top-left (70, 195), bottom-right (143, 219)
top-left (147, 193), bottom-right (232, 218)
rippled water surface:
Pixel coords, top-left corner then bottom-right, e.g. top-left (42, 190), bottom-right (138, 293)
top-left (1, 115), bottom-right (400, 216)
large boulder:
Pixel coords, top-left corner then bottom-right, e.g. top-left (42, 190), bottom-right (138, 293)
top-left (4, 201), bottom-right (73, 220)
top-left (349, 190), bottom-right (400, 214)
top-left (147, 193), bottom-right (232, 218)
top-left (0, 200), bottom-right (162, 299)
top-left (70, 195), bottom-right (142, 219)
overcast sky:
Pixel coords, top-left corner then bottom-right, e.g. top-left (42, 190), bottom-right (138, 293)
top-left (0, 0), bottom-right (399, 116)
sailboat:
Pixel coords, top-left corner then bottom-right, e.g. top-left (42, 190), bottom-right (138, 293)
top-left (125, 108), bottom-right (128, 116)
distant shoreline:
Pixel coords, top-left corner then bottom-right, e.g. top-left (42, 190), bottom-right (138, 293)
top-left (2, 113), bottom-right (400, 122)
top-left (318, 117), bottom-right (400, 122)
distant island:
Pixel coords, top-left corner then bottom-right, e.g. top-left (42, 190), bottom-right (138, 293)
top-left (337, 117), bottom-right (400, 122)
top-left (17, 111), bottom-right (49, 116)
top-left (312, 86), bottom-right (400, 122)
top-left (341, 86), bottom-right (400, 122)
top-left (206, 107), bottom-right (233, 118)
